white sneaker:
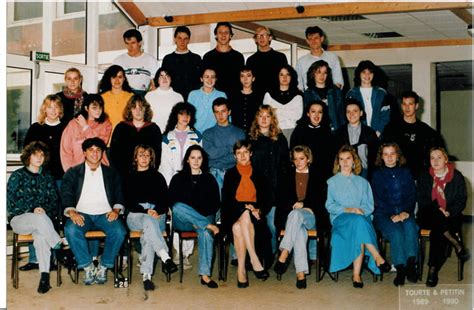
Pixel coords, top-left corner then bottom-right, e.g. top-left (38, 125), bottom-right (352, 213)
top-left (183, 257), bottom-right (192, 270)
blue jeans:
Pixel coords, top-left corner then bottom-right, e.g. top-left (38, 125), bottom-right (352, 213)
top-left (209, 167), bottom-right (226, 223)
top-left (64, 213), bottom-right (126, 269)
top-left (374, 215), bottom-right (419, 266)
top-left (127, 212), bottom-right (167, 275)
top-left (10, 213), bottom-right (61, 273)
top-left (172, 202), bottom-right (215, 276)
top-left (279, 209), bottom-right (316, 273)
top-left (266, 206), bottom-right (277, 255)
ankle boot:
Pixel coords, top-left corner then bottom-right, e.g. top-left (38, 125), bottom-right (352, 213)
top-left (426, 267), bottom-right (438, 287)
top-left (393, 265), bottom-right (405, 286)
top-left (406, 256), bottom-right (418, 283)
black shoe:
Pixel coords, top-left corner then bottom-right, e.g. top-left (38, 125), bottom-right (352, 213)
top-left (19, 262), bottom-right (39, 271)
top-left (254, 269), bottom-right (269, 281)
top-left (273, 261), bottom-right (288, 275)
top-left (237, 280), bottom-right (249, 288)
top-left (393, 265), bottom-right (405, 287)
top-left (230, 259), bottom-right (238, 266)
top-left (296, 277), bottom-right (307, 289)
top-left (37, 272), bottom-right (51, 294)
top-left (163, 259), bottom-right (178, 274)
top-left (200, 277), bottom-right (218, 288)
top-left (378, 261), bottom-right (392, 273)
top-left (456, 247), bottom-right (470, 263)
top-left (352, 278), bottom-right (364, 288)
top-left (426, 267), bottom-right (438, 287)
top-left (406, 257), bottom-right (418, 283)
top-left (143, 279), bottom-right (155, 291)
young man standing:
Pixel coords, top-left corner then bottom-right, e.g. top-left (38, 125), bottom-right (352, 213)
top-left (161, 26), bottom-right (202, 100)
top-left (382, 91), bottom-right (445, 179)
top-left (113, 29), bottom-right (159, 96)
top-left (296, 26), bottom-right (344, 91)
top-left (203, 22), bottom-right (244, 96)
top-left (203, 97), bottom-right (246, 195)
top-left (246, 26), bottom-right (288, 94)
top-left (61, 138), bottom-right (126, 285)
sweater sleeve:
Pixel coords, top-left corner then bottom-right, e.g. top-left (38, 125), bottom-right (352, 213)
top-left (359, 177), bottom-right (375, 216)
top-left (7, 171), bottom-right (23, 219)
top-left (60, 122), bottom-right (76, 172)
top-left (447, 171), bottom-right (467, 218)
top-left (401, 168), bottom-right (417, 214)
top-left (325, 178), bottom-right (344, 220)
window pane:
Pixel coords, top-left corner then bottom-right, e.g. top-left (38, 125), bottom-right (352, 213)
top-left (64, 1), bottom-right (85, 14)
top-left (13, 2), bottom-right (42, 21)
top-left (7, 67), bottom-right (32, 154)
top-left (98, 2), bottom-right (134, 66)
top-left (52, 16), bottom-right (86, 63)
top-left (7, 23), bottom-right (43, 57)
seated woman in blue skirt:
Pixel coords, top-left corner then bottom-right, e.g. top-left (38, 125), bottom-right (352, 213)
top-left (371, 143), bottom-right (418, 286)
top-left (169, 145), bottom-right (220, 288)
top-left (326, 145), bottom-right (391, 288)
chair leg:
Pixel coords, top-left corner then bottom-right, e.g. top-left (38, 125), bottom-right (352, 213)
top-left (179, 234), bottom-right (184, 283)
top-left (57, 256), bottom-right (62, 287)
top-left (419, 237), bottom-right (427, 281)
top-left (127, 238), bottom-right (132, 285)
top-left (12, 234), bottom-right (19, 289)
top-left (315, 238), bottom-right (321, 282)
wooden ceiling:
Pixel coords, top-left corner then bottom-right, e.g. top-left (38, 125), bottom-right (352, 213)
top-left (116, 1), bottom-right (473, 50)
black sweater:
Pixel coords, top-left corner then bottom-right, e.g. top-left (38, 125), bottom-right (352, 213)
top-left (124, 169), bottom-right (169, 216)
top-left (24, 122), bottom-right (66, 180)
top-left (110, 121), bottom-right (162, 177)
top-left (169, 171), bottom-right (220, 217)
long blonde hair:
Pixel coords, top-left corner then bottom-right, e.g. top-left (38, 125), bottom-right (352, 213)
top-left (37, 94), bottom-right (64, 125)
top-left (248, 105), bottom-right (281, 141)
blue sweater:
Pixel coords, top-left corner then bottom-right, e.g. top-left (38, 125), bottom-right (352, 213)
top-left (326, 173), bottom-right (374, 223)
top-left (203, 124), bottom-right (245, 170)
top-left (371, 166), bottom-right (416, 217)
top-left (188, 88), bottom-right (227, 133)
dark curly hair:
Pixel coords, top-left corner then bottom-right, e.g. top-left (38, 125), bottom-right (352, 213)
top-left (306, 60), bottom-right (334, 89)
top-left (353, 60), bottom-right (380, 87)
top-left (163, 102), bottom-right (197, 135)
top-left (80, 94), bottom-right (107, 123)
top-left (272, 64), bottom-right (299, 92)
top-left (181, 145), bottom-right (209, 174)
top-left (21, 141), bottom-right (50, 167)
top-left (296, 100), bottom-right (330, 129)
top-left (98, 65), bottom-right (133, 94)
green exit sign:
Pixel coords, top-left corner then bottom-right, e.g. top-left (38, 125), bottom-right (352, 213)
top-left (30, 51), bottom-right (50, 62)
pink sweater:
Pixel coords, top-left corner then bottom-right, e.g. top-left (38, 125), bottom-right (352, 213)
top-left (60, 118), bottom-right (112, 172)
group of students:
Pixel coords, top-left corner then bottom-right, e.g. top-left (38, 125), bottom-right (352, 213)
top-left (7, 23), bottom-right (469, 295)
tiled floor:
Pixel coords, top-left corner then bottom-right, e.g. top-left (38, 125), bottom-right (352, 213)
top-left (6, 223), bottom-right (472, 309)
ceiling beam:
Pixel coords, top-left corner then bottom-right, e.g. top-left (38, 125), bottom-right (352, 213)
top-left (450, 9), bottom-right (473, 24)
top-left (145, 2), bottom-right (472, 27)
top-left (116, 1), bottom-right (147, 26)
top-left (233, 21), bottom-right (308, 47)
top-left (329, 38), bottom-right (473, 51)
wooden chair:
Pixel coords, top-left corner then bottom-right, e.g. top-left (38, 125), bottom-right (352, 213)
top-left (11, 233), bottom-right (62, 288)
top-left (276, 229), bottom-right (321, 282)
top-left (418, 228), bottom-right (465, 281)
top-left (69, 230), bottom-right (119, 284)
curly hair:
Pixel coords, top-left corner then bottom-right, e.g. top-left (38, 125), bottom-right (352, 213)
top-left (21, 141), bottom-right (50, 167)
top-left (375, 142), bottom-right (407, 168)
top-left (181, 145), bottom-right (209, 174)
top-left (37, 94), bottom-right (64, 125)
top-left (332, 145), bottom-right (362, 175)
top-left (163, 102), bottom-right (196, 135)
top-left (132, 144), bottom-right (156, 170)
top-left (122, 95), bottom-right (153, 122)
top-left (248, 105), bottom-right (281, 141)
top-left (98, 65), bottom-right (133, 94)
top-left (80, 94), bottom-right (107, 123)
top-left (306, 60), bottom-right (334, 89)
top-left (291, 145), bottom-right (313, 165)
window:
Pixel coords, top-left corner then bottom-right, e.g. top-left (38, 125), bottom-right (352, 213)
top-left (98, 2), bottom-right (135, 67)
top-left (7, 67), bottom-right (32, 154)
top-left (13, 2), bottom-right (42, 21)
top-left (64, 0), bottom-right (85, 14)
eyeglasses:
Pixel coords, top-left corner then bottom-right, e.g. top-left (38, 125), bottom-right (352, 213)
top-left (255, 34), bottom-right (270, 38)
